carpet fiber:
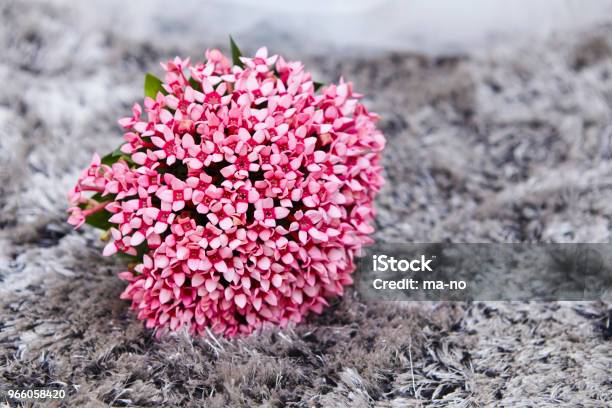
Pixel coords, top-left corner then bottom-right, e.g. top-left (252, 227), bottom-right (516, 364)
top-left (0, 1), bottom-right (610, 406)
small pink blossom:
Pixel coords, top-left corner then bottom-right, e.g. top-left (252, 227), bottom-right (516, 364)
top-left (254, 197), bottom-right (290, 228)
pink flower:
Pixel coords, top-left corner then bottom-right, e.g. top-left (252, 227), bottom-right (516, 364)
top-left (220, 151), bottom-right (260, 179)
top-left (253, 197), bottom-right (290, 227)
top-left (150, 125), bottom-right (185, 165)
top-left (68, 45), bottom-right (385, 338)
top-left (192, 184), bottom-right (223, 214)
top-left (140, 207), bottom-right (176, 235)
top-left (241, 47), bottom-right (278, 74)
top-left (67, 206), bottom-right (86, 228)
top-left (103, 228), bottom-right (137, 257)
top-left (156, 174), bottom-right (193, 212)
top-left (118, 103), bottom-right (142, 129)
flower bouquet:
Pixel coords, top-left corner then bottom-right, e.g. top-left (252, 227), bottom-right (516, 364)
top-left (68, 38), bottom-right (385, 337)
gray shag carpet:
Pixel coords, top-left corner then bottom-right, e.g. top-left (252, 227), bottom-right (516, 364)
top-left (0, 1), bottom-right (611, 407)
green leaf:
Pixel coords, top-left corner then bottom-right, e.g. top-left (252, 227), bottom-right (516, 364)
top-left (188, 77), bottom-right (201, 90)
top-left (314, 81), bottom-right (324, 91)
top-left (84, 208), bottom-right (113, 230)
top-left (144, 73), bottom-right (166, 98)
top-left (230, 35), bottom-right (244, 68)
top-left (79, 193), bottom-right (113, 231)
top-left (89, 192), bottom-right (108, 202)
top-left (100, 144), bottom-right (132, 166)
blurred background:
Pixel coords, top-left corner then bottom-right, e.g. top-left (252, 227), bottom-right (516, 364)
top-left (51, 0), bottom-right (612, 55)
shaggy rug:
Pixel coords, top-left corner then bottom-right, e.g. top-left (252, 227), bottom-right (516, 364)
top-left (0, 1), bottom-right (611, 407)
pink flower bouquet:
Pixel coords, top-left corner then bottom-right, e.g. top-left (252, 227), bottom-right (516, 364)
top-left (68, 38), bottom-right (385, 337)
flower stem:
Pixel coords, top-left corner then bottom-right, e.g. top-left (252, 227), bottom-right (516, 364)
top-left (84, 201), bottom-right (109, 216)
